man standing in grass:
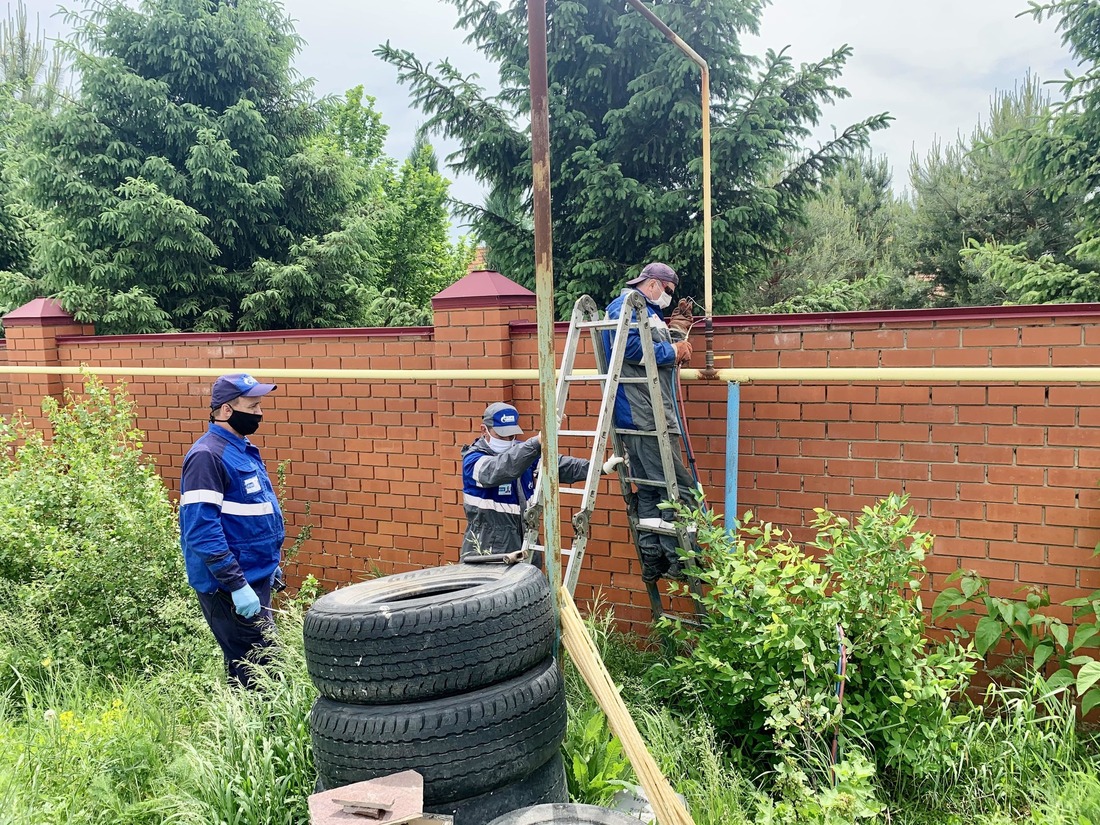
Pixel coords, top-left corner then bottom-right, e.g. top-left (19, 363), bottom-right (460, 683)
top-left (179, 373), bottom-right (285, 689)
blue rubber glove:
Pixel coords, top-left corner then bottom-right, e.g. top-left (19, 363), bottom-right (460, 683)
top-left (231, 583), bottom-right (261, 618)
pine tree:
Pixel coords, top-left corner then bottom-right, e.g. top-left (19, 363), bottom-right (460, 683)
top-left (376, 0), bottom-right (889, 313)
top-left (0, 0), bottom-right (68, 314)
top-left (904, 74), bottom-right (1083, 306)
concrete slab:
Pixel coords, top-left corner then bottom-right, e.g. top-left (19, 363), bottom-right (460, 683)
top-left (309, 770), bottom-right (435, 824)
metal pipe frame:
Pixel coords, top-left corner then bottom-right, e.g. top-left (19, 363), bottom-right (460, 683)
top-left (7, 366), bottom-right (1100, 382)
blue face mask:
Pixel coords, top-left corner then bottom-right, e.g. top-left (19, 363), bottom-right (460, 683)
top-left (488, 435), bottom-right (516, 453)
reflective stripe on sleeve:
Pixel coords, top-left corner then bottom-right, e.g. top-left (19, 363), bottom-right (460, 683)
top-left (180, 490), bottom-right (225, 507)
top-left (472, 456), bottom-right (493, 487)
top-left (463, 493), bottom-right (522, 516)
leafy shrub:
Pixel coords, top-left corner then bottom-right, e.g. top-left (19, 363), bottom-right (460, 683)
top-left (0, 376), bottom-right (204, 674)
top-left (933, 569), bottom-right (1100, 715)
top-left (658, 494), bottom-right (974, 780)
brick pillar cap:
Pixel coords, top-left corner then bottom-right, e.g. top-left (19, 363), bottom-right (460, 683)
top-left (431, 270), bottom-right (535, 310)
top-left (2, 298), bottom-right (76, 328)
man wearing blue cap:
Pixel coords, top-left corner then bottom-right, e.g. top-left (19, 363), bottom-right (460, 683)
top-left (460, 402), bottom-right (622, 562)
top-left (180, 373), bottom-right (285, 689)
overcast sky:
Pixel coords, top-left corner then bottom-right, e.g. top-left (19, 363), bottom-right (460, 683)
top-left (21, 0), bottom-right (1076, 223)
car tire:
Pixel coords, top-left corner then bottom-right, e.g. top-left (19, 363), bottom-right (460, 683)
top-left (310, 657), bottom-right (566, 804)
top-left (303, 564), bottom-right (554, 704)
top-left (486, 803), bottom-right (644, 825)
top-left (426, 752), bottom-right (568, 825)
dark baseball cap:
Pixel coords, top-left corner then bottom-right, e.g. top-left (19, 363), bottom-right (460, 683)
top-left (626, 261), bottom-right (679, 287)
top-left (482, 402), bottom-right (523, 436)
top-left (210, 373), bottom-right (277, 408)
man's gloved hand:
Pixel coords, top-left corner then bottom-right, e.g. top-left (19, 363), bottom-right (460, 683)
top-left (601, 455), bottom-right (625, 474)
top-left (272, 565), bottom-right (287, 593)
top-left (672, 340), bottom-right (693, 366)
top-left (668, 298), bottom-right (694, 339)
top-left (231, 583), bottom-right (262, 618)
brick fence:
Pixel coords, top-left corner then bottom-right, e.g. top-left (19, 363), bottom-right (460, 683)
top-left (2, 274), bottom-right (1099, 630)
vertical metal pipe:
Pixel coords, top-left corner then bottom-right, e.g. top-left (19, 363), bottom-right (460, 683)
top-left (724, 381), bottom-right (740, 533)
top-left (624, 0), bottom-right (714, 374)
top-left (527, 0), bottom-right (562, 611)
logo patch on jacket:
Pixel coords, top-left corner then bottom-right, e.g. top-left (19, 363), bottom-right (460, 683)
top-left (244, 476), bottom-right (261, 495)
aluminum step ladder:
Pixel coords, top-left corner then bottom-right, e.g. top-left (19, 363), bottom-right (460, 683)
top-left (521, 292), bottom-right (701, 623)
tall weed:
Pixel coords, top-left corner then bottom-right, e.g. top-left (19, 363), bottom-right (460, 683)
top-left (161, 608), bottom-right (317, 825)
top-left (891, 675), bottom-right (1083, 819)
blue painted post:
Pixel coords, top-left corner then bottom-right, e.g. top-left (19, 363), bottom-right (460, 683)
top-left (724, 381), bottom-right (740, 533)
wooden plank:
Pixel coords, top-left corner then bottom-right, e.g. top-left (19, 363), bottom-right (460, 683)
top-left (558, 587), bottom-right (695, 825)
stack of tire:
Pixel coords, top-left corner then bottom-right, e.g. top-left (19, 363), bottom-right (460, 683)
top-left (303, 563), bottom-right (570, 825)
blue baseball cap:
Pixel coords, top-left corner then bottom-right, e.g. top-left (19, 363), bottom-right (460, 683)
top-left (210, 373), bottom-right (277, 408)
top-left (482, 402), bottom-right (523, 436)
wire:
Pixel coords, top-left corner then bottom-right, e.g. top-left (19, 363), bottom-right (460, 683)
top-left (830, 623), bottom-right (849, 786)
top-left (671, 361), bottom-right (707, 512)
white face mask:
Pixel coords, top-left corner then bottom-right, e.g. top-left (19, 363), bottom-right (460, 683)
top-left (654, 291), bottom-right (672, 310)
top-left (488, 435), bottom-right (516, 453)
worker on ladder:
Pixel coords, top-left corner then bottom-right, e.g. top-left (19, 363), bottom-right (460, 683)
top-left (460, 402), bottom-right (622, 565)
top-left (603, 262), bottom-right (697, 584)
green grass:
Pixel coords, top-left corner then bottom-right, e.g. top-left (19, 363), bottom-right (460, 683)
top-left (0, 597), bottom-right (1096, 825)
top-left (0, 607), bottom-right (317, 825)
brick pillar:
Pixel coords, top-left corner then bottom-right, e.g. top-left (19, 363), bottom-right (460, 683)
top-left (431, 270), bottom-right (536, 559)
top-left (1, 299), bottom-right (94, 432)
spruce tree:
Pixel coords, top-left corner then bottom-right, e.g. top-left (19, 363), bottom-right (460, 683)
top-left (377, 0), bottom-right (889, 312)
top-left (15, 0), bottom-right (374, 333)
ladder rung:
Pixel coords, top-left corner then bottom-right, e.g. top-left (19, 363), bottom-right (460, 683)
top-left (527, 544), bottom-right (575, 557)
top-left (559, 429), bottom-right (599, 437)
top-left (559, 488), bottom-right (586, 495)
top-left (576, 319), bottom-right (618, 330)
top-left (636, 519), bottom-right (698, 536)
top-left (564, 374), bottom-right (609, 382)
top-left (615, 428), bottom-right (661, 437)
top-left (660, 614), bottom-right (705, 629)
top-left (618, 376), bottom-right (650, 384)
top-left (624, 476), bottom-right (669, 488)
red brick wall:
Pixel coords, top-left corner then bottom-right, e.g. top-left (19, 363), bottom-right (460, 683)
top-left (511, 305), bottom-right (1100, 624)
top-left (718, 309), bottom-right (1100, 611)
top-left (2, 295), bottom-right (1099, 632)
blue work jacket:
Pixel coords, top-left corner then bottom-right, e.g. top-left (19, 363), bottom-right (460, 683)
top-left (603, 288), bottom-right (680, 434)
top-left (179, 424), bottom-right (284, 594)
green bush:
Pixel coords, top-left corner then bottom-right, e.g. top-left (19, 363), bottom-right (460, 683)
top-left (933, 569), bottom-right (1100, 715)
top-left (0, 376), bottom-right (204, 675)
top-left (658, 495), bottom-right (975, 781)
